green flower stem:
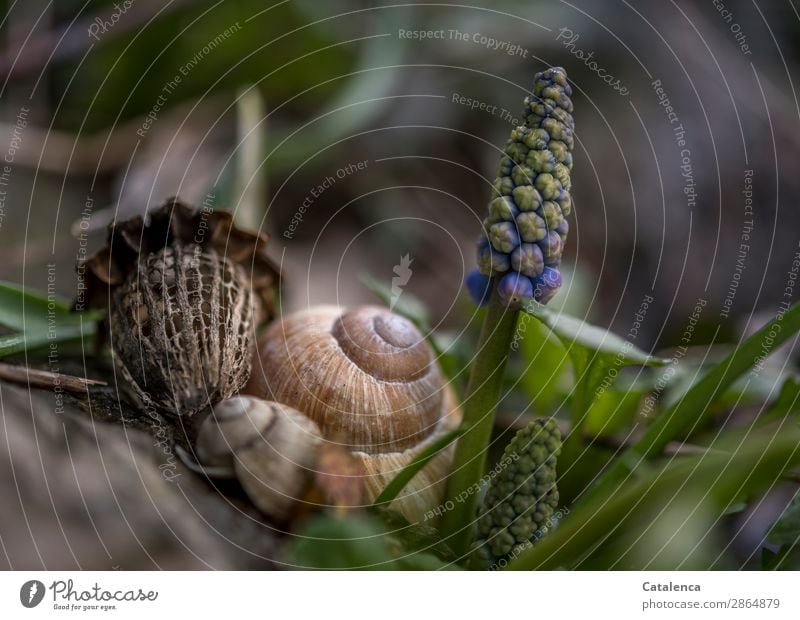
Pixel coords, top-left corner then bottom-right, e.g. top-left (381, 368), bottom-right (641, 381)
top-left (440, 284), bottom-right (519, 557)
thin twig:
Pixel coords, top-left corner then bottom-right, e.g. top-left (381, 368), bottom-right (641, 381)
top-left (0, 362), bottom-right (106, 393)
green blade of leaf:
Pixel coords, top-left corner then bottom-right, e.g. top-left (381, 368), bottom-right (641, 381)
top-left (0, 281), bottom-right (102, 359)
top-left (762, 378), bottom-right (800, 425)
top-left (0, 280), bottom-right (71, 332)
top-left (767, 491), bottom-right (800, 547)
top-left (285, 513), bottom-right (459, 570)
top-left (584, 302), bottom-right (800, 503)
top-left (372, 427), bottom-right (465, 508)
top-left (0, 334), bottom-right (27, 357)
top-left (517, 313), bottom-right (571, 413)
top-left (519, 298), bottom-right (668, 502)
top-left (0, 324), bottom-right (96, 359)
top-left (507, 425), bottom-right (800, 570)
top-left (521, 298), bottom-right (669, 367)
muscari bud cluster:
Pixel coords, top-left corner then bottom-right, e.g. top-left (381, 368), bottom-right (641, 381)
top-left (466, 67), bottom-right (574, 307)
top-left (474, 418), bottom-right (561, 565)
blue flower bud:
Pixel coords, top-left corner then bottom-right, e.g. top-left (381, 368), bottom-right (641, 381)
top-left (465, 269), bottom-right (492, 306)
top-left (556, 218), bottom-right (569, 243)
top-left (511, 243), bottom-right (544, 278)
top-left (477, 240), bottom-right (511, 275)
top-left (532, 267), bottom-right (562, 303)
top-left (538, 231), bottom-right (562, 266)
top-left (497, 272), bottom-right (533, 306)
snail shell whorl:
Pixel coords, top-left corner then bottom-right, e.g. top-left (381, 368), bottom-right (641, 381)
top-left (251, 305), bottom-right (445, 454)
top-left (197, 396), bottom-right (322, 521)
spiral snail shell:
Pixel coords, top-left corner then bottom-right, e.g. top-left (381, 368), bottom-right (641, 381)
top-left (245, 305), bottom-right (462, 523)
top-left (196, 396), bottom-right (322, 521)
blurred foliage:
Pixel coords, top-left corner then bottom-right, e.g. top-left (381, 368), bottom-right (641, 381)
top-left (56, 1), bottom-right (351, 132)
top-left (285, 511), bottom-right (459, 570)
top-left (0, 281), bottom-right (101, 358)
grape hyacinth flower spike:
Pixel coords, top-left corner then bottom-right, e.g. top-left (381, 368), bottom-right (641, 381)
top-left (443, 67), bottom-right (576, 555)
top-left (466, 66), bottom-right (574, 308)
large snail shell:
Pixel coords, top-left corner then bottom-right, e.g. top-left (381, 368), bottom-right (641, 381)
top-left (197, 396), bottom-right (322, 521)
top-left (245, 305), bottom-right (462, 522)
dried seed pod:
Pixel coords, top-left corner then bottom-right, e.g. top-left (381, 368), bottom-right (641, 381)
top-left (81, 198), bottom-right (279, 419)
top-left (245, 305), bottom-right (462, 523)
top-left (197, 396), bottom-right (323, 521)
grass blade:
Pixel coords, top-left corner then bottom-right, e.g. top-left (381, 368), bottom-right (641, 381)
top-left (507, 425), bottom-right (800, 569)
top-left (372, 428), bottom-right (464, 508)
top-left (583, 302), bottom-right (800, 503)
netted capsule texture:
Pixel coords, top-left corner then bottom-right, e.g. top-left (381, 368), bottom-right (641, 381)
top-left (476, 418), bottom-right (561, 564)
top-left (111, 245), bottom-right (257, 419)
top-left (469, 66), bottom-right (574, 308)
top-left (80, 198), bottom-right (280, 419)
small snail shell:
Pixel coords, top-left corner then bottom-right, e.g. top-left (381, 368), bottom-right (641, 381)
top-left (197, 396), bottom-right (322, 521)
top-left (245, 305), bottom-right (462, 523)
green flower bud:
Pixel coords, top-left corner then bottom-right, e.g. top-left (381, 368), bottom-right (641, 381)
top-left (516, 211), bottom-right (547, 242)
top-left (489, 221), bottom-right (520, 253)
top-left (523, 127), bottom-right (550, 150)
top-left (477, 241), bottom-right (511, 275)
top-left (470, 66), bottom-right (575, 308)
top-left (553, 163), bottom-right (571, 190)
top-left (548, 140), bottom-right (569, 164)
top-left (488, 196), bottom-right (519, 221)
top-left (540, 201), bottom-right (564, 230)
top-left (476, 419), bottom-right (562, 564)
top-left (505, 141), bottom-right (529, 163)
top-left (526, 149), bottom-right (556, 173)
top-left (512, 185), bottom-right (543, 211)
top-left (511, 164), bottom-right (535, 187)
top-left (497, 155), bottom-right (514, 176)
top-left (535, 172), bottom-right (562, 200)
top-left (493, 176), bottom-right (514, 197)
top-left (511, 243), bottom-right (544, 277)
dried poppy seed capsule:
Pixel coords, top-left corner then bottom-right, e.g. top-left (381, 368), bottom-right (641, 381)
top-left (468, 67), bottom-right (574, 308)
top-left (81, 198), bottom-right (279, 419)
